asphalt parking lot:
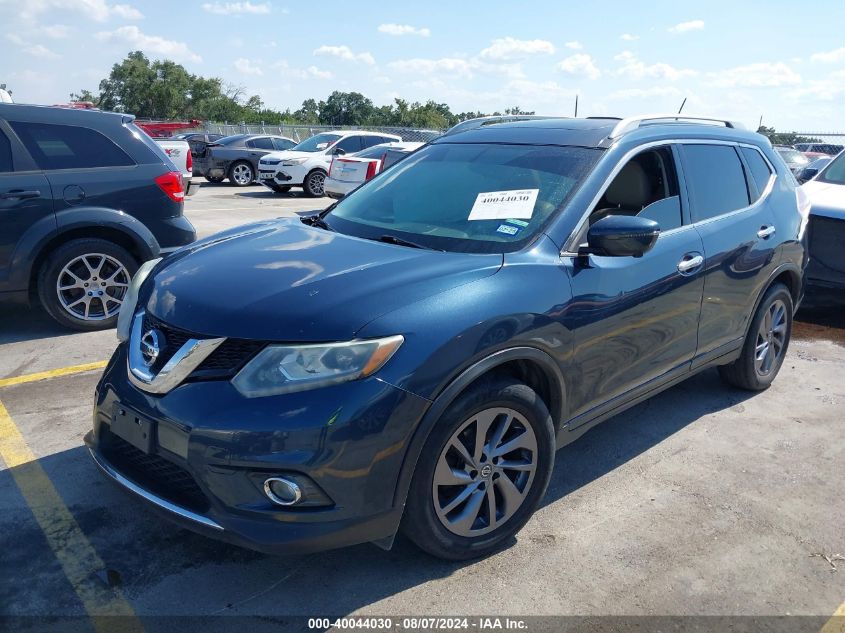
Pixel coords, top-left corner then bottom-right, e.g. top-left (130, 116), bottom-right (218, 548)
top-left (1, 181), bottom-right (844, 629)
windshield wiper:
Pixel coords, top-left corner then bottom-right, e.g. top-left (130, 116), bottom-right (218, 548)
top-left (299, 207), bottom-right (335, 231)
top-left (373, 234), bottom-right (441, 251)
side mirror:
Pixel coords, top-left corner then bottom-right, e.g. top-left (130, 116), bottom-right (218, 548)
top-left (332, 147), bottom-right (346, 156)
top-left (583, 215), bottom-right (660, 258)
top-left (797, 168), bottom-right (818, 183)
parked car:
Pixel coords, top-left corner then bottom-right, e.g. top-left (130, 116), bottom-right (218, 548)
top-left (200, 134), bottom-right (296, 186)
top-left (800, 151), bottom-right (845, 292)
top-left (0, 103), bottom-right (195, 329)
top-left (88, 114), bottom-right (805, 561)
top-left (794, 142), bottom-right (844, 156)
top-left (155, 138), bottom-right (199, 196)
top-left (172, 132), bottom-right (224, 175)
top-left (774, 145), bottom-right (810, 175)
top-left (796, 156), bottom-right (834, 184)
top-left (258, 131), bottom-right (401, 196)
top-left (325, 141), bottom-right (422, 199)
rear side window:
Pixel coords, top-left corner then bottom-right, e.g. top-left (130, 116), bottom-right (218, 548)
top-left (272, 137), bottom-right (294, 151)
top-left (740, 147), bottom-right (774, 200)
top-left (247, 137), bottom-right (275, 150)
top-left (335, 136), bottom-right (363, 153)
top-left (10, 121), bottom-right (134, 170)
top-left (683, 144), bottom-right (749, 222)
top-left (0, 129), bottom-right (12, 172)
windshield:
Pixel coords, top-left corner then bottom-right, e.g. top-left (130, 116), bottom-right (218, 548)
top-left (292, 133), bottom-right (342, 153)
top-left (818, 151), bottom-right (845, 185)
top-left (325, 142), bottom-right (602, 253)
top-left (776, 148), bottom-right (808, 165)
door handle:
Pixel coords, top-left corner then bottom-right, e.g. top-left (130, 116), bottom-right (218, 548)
top-left (678, 254), bottom-right (704, 274)
top-left (1, 190), bottom-right (41, 200)
top-left (757, 225), bottom-right (776, 239)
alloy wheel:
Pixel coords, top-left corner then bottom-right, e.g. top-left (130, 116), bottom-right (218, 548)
top-left (307, 171), bottom-right (325, 196)
top-left (232, 163), bottom-right (253, 185)
top-left (56, 253), bottom-right (130, 321)
top-left (754, 298), bottom-right (788, 376)
top-left (432, 407), bottom-right (538, 537)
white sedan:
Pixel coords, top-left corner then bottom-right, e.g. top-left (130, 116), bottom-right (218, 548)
top-left (324, 142), bottom-right (423, 199)
top-left (801, 150), bottom-right (845, 292)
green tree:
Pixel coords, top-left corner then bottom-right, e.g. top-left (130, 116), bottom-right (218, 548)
top-left (318, 91), bottom-right (374, 125)
top-left (757, 125), bottom-right (822, 146)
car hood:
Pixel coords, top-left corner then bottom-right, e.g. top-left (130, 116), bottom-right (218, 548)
top-left (802, 180), bottom-right (845, 220)
top-left (144, 218), bottom-right (503, 340)
top-left (259, 150), bottom-right (322, 163)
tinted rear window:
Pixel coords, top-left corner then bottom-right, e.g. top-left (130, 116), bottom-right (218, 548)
top-left (0, 129), bottom-right (12, 172)
top-left (683, 144), bottom-right (749, 221)
top-left (11, 121), bottom-right (134, 170)
top-left (740, 147), bottom-right (773, 199)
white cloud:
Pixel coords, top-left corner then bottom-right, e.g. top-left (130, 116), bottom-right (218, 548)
top-left (709, 62), bottom-right (801, 88)
top-left (668, 19), bottom-right (704, 34)
top-left (389, 57), bottom-right (474, 78)
top-left (620, 33), bottom-right (639, 41)
top-left (40, 24), bottom-right (71, 38)
top-left (564, 41), bottom-right (582, 50)
top-left (479, 37), bottom-right (555, 60)
top-left (306, 65), bottom-right (332, 80)
top-left (201, 2), bottom-right (270, 15)
top-left (233, 57), bottom-right (262, 76)
top-left (24, 43), bottom-right (61, 59)
top-left (17, 0), bottom-right (143, 22)
top-left (608, 86), bottom-right (684, 100)
top-left (810, 47), bottom-right (845, 64)
top-left (614, 51), bottom-right (697, 81)
top-left (271, 60), bottom-right (332, 80)
top-left (793, 70), bottom-right (845, 101)
top-left (313, 45), bottom-right (375, 65)
top-left (377, 23), bottom-right (430, 37)
top-left (557, 53), bottom-right (601, 80)
top-left (95, 26), bottom-right (201, 63)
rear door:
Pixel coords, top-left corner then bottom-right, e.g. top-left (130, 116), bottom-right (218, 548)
top-left (679, 142), bottom-right (779, 365)
top-left (0, 120), bottom-right (54, 292)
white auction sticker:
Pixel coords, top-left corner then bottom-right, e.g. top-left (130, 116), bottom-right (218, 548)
top-left (468, 189), bottom-right (539, 221)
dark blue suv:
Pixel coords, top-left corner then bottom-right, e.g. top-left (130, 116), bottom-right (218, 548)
top-left (87, 115), bottom-right (807, 560)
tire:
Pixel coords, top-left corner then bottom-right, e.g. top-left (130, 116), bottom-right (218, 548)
top-left (37, 238), bottom-right (138, 331)
top-left (303, 169), bottom-right (327, 197)
top-left (268, 184), bottom-right (292, 194)
top-left (402, 377), bottom-right (555, 560)
top-left (228, 161), bottom-right (254, 186)
top-left (205, 174), bottom-right (225, 183)
top-left (718, 283), bottom-right (793, 391)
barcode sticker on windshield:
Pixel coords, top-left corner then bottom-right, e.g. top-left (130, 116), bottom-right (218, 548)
top-left (468, 189), bottom-right (539, 221)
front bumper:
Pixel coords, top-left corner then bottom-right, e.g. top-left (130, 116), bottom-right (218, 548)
top-left (258, 164), bottom-right (308, 187)
top-left (88, 345), bottom-right (430, 554)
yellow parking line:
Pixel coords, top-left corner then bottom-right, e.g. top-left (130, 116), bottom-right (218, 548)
top-left (820, 601), bottom-right (845, 633)
top-left (0, 399), bottom-right (144, 633)
top-left (0, 361), bottom-right (108, 389)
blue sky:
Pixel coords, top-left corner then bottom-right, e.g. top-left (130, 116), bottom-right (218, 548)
top-left (2, 0), bottom-right (845, 131)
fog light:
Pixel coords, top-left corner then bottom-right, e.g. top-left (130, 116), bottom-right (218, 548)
top-left (263, 477), bottom-right (302, 506)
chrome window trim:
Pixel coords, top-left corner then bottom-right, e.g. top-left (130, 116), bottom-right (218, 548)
top-left (127, 311), bottom-right (225, 395)
top-left (561, 138), bottom-right (778, 256)
top-left (88, 447), bottom-right (223, 531)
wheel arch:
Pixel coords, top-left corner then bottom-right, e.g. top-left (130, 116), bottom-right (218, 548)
top-left (744, 262), bottom-right (803, 341)
top-left (391, 346), bottom-right (565, 510)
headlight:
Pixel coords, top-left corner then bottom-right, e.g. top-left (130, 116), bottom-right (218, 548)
top-left (261, 158), bottom-right (281, 165)
top-left (115, 257), bottom-right (161, 342)
top-left (281, 158), bottom-right (307, 166)
top-left (232, 336), bottom-right (404, 398)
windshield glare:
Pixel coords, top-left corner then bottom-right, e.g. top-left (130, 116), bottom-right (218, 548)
top-left (326, 142), bottom-right (601, 253)
top-left (777, 148), bottom-right (808, 164)
top-left (292, 133), bottom-right (342, 153)
top-left (819, 152), bottom-right (845, 184)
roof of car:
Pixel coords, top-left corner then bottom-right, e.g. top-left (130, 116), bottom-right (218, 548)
top-left (330, 130), bottom-right (402, 138)
top-left (0, 102), bottom-right (130, 124)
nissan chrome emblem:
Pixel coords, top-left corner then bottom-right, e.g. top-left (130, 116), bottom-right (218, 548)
top-left (140, 329), bottom-right (164, 368)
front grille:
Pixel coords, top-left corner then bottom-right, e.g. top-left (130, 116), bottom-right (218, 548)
top-left (101, 429), bottom-right (210, 513)
top-left (142, 313), bottom-right (265, 379)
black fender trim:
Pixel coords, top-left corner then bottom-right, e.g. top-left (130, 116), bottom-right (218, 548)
top-left (8, 206), bottom-right (160, 290)
top-left (391, 346), bottom-right (565, 511)
top-left (746, 262), bottom-right (804, 336)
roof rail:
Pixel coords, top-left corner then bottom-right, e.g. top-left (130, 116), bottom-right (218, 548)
top-left (443, 115), bottom-right (565, 137)
top-left (609, 114), bottom-right (746, 139)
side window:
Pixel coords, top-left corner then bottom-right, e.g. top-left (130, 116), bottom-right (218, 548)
top-left (248, 137), bottom-right (274, 150)
top-left (682, 144), bottom-right (749, 222)
top-left (359, 135), bottom-right (381, 150)
top-left (740, 147), bottom-right (773, 200)
top-left (587, 146), bottom-right (683, 231)
top-left (334, 136), bottom-right (363, 154)
top-left (272, 137), bottom-right (294, 151)
top-left (0, 128), bottom-right (12, 172)
top-left (9, 121), bottom-right (134, 170)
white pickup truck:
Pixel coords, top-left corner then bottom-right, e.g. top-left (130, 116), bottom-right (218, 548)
top-left (155, 139), bottom-right (200, 196)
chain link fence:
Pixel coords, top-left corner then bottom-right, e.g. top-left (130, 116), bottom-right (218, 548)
top-left (196, 122), bottom-right (443, 143)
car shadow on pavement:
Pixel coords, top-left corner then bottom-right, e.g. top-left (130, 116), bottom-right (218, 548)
top-left (235, 190), bottom-right (309, 200)
top-left (1, 367), bottom-right (756, 619)
top-left (0, 303), bottom-right (80, 345)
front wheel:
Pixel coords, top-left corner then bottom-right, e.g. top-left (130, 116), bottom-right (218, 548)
top-left (402, 377), bottom-right (555, 560)
top-left (228, 161), bottom-right (254, 186)
top-left (303, 170), bottom-right (326, 197)
top-left (268, 184), bottom-right (292, 194)
top-left (718, 283), bottom-right (793, 390)
top-left (37, 238), bottom-right (138, 331)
